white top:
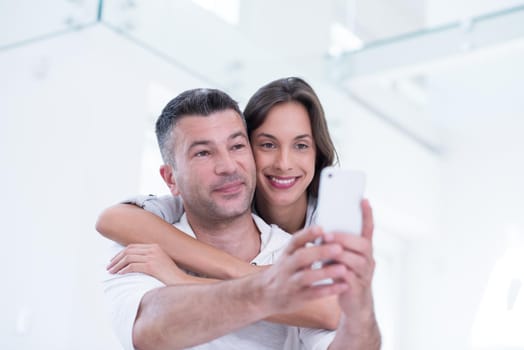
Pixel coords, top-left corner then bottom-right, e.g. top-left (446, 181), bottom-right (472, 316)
top-left (103, 213), bottom-right (334, 350)
top-left (124, 194), bottom-right (319, 230)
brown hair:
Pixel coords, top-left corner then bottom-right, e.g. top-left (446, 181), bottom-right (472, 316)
top-left (244, 77), bottom-right (338, 197)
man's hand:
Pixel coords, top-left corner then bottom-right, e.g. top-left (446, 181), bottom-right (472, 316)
top-left (131, 227), bottom-right (354, 350)
top-left (257, 226), bottom-right (351, 316)
top-left (328, 199), bottom-right (381, 350)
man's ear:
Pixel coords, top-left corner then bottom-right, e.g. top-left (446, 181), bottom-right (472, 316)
top-left (160, 164), bottom-right (180, 196)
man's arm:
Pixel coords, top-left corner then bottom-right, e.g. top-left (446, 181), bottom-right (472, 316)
top-left (328, 302), bottom-right (381, 350)
top-left (268, 296), bottom-right (340, 330)
top-left (131, 227), bottom-right (351, 350)
top-left (100, 203), bottom-right (341, 329)
top-left (133, 277), bottom-right (265, 350)
top-left (107, 243), bottom-right (341, 330)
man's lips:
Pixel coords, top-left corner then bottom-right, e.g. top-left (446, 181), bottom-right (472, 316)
top-left (214, 180), bottom-right (244, 194)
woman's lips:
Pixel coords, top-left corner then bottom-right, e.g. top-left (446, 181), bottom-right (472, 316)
top-left (266, 175), bottom-right (299, 189)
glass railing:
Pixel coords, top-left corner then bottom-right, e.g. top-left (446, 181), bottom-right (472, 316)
top-left (0, 0), bottom-right (100, 50)
top-left (333, 4), bottom-right (524, 81)
top-left (3, 0), bottom-right (523, 89)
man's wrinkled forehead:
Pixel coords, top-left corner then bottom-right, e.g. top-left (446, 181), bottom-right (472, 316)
top-left (171, 110), bottom-right (250, 150)
top-left (173, 108), bottom-right (246, 130)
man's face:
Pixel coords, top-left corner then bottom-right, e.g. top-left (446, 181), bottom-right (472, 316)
top-left (164, 109), bottom-right (256, 222)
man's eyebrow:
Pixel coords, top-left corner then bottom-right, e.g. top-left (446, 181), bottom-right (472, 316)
top-left (187, 132), bottom-right (247, 151)
top-left (188, 140), bottom-right (212, 151)
top-left (229, 131), bottom-right (249, 141)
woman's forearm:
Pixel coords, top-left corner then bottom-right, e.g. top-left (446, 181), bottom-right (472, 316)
top-left (96, 203), bottom-right (251, 279)
top-left (97, 204), bottom-right (340, 329)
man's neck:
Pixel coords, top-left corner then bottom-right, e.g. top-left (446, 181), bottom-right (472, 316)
top-left (185, 212), bottom-right (261, 263)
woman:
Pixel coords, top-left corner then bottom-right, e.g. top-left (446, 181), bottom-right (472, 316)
top-left (97, 77), bottom-right (341, 328)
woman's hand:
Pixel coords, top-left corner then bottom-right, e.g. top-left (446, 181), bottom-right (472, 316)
top-left (107, 243), bottom-right (189, 285)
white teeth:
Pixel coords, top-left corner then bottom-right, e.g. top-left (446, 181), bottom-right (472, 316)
top-left (270, 176), bottom-right (295, 185)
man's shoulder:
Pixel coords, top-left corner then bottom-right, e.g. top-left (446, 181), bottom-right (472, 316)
top-left (173, 213), bottom-right (196, 238)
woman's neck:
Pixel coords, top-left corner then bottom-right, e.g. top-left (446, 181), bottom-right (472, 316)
top-left (255, 193), bottom-right (309, 234)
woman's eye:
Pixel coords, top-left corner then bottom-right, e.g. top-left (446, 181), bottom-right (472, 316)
top-left (260, 142), bottom-right (276, 149)
top-left (296, 143), bottom-right (309, 150)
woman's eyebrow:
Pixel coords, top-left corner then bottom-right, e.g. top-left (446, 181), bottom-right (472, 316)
top-left (255, 133), bottom-right (313, 141)
top-left (254, 132), bottom-right (277, 140)
top-left (294, 134), bottom-right (313, 140)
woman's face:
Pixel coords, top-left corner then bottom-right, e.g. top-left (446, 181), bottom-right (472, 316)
top-left (251, 101), bottom-right (317, 208)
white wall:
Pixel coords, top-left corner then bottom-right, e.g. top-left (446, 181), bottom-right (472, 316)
top-left (314, 81), bottom-right (441, 350)
top-left (400, 42), bottom-right (524, 350)
top-left (0, 25), bottom-right (210, 349)
top-left (8, 2), bottom-right (524, 350)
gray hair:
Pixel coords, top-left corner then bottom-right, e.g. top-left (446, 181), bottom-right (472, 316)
top-left (155, 88), bottom-right (244, 167)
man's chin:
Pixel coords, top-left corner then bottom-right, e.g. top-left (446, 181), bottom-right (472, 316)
top-left (218, 205), bottom-right (251, 218)
top-left (212, 201), bottom-right (251, 218)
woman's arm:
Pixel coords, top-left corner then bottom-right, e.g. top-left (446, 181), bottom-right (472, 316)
top-left (97, 203), bottom-right (340, 329)
top-left (107, 239), bottom-right (341, 330)
top-left (96, 203), bottom-right (254, 279)
top-left (107, 243), bottom-right (219, 285)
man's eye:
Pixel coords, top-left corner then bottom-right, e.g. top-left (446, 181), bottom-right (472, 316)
top-left (195, 150), bottom-right (210, 157)
top-left (232, 143), bottom-right (246, 150)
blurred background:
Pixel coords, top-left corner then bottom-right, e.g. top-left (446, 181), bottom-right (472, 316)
top-left (1, 1), bottom-right (524, 349)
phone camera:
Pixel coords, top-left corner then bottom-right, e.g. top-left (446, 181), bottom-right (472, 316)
top-left (328, 173), bottom-right (333, 178)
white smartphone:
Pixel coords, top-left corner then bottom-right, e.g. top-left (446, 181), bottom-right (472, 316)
top-left (315, 167), bottom-right (366, 235)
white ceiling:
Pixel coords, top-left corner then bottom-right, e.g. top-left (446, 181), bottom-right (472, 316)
top-left (1, 0), bottom-right (523, 151)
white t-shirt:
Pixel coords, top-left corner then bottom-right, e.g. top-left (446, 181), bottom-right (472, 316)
top-left (124, 194), bottom-right (319, 230)
top-left (103, 213), bottom-right (334, 350)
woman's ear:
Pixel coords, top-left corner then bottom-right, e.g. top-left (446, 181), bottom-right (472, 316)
top-left (160, 164), bottom-right (180, 196)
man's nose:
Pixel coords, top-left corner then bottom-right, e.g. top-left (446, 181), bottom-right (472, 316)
top-left (215, 151), bottom-right (237, 174)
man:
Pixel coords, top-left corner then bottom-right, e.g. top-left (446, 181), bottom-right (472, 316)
top-left (103, 88), bottom-right (381, 349)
